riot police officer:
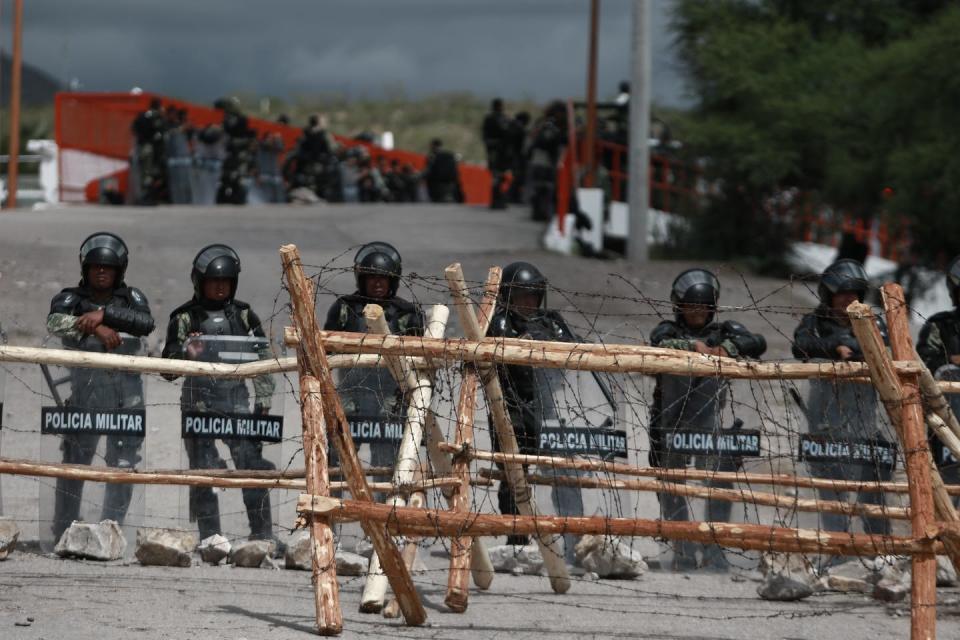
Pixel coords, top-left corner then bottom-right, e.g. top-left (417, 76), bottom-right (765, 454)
top-left (131, 98), bottom-right (167, 205)
top-left (793, 259), bottom-right (893, 540)
top-left (482, 98), bottom-right (511, 210)
top-left (527, 101), bottom-right (567, 221)
top-left (215, 98), bottom-right (257, 205)
top-left (423, 139), bottom-right (461, 203)
top-left (162, 245), bottom-right (277, 542)
top-left (324, 242), bottom-right (424, 485)
top-left (47, 232), bottom-right (154, 541)
top-left (649, 269), bottom-right (766, 571)
top-left (488, 261), bottom-right (590, 562)
top-left (917, 255), bottom-right (960, 490)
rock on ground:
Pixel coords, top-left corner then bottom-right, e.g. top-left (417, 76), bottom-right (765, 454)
top-left (0, 518), bottom-right (20, 560)
top-left (827, 575), bottom-right (871, 594)
top-left (354, 538), bottom-right (374, 559)
top-left (135, 528), bottom-right (197, 567)
top-left (489, 544), bottom-right (544, 575)
top-left (937, 555), bottom-right (958, 587)
top-left (336, 551), bottom-right (369, 576)
top-left (198, 534), bottom-right (231, 566)
top-left (873, 576), bottom-right (910, 603)
top-left (757, 553), bottom-right (818, 601)
top-left (285, 531), bottom-right (312, 571)
top-left (574, 535), bottom-right (647, 579)
top-left (230, 540), bottom-right (276, 568)
top-left (54, 520), bottom-right (126, 561)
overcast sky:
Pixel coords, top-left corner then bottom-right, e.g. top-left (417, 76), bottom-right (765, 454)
top-left (5, 0), bottom-right (689, 106)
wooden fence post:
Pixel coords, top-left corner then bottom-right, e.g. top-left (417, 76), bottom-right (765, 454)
top-left (280, 244), bottom-right (426, 626)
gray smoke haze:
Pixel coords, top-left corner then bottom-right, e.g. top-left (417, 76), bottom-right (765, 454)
top-left (6, 0), bottom-right (688, 106)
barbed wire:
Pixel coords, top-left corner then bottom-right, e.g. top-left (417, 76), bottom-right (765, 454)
top-left (0, 252), bottom-right (954, 634)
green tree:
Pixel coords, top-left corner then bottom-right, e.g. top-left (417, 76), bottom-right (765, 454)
top-left (671, 0), bottom-right (956, 264)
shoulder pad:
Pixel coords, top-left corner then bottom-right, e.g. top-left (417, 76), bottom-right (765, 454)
top-left (230, 299), bottom-right (251, 310)
top-left (168, 299), bottom-right (197, 319)
top-left (487, 312), bottom-right (511, 337)
top-left (720, 319), bottom-right (750, 335)
top-left (928, 310), bottom-right (956, 325)
top-left (50, 289), bottom-right (83, 314)
top-left (650, 320), bottom-right (683, 344)
top-left (120, 286), bottom-right (150, 309)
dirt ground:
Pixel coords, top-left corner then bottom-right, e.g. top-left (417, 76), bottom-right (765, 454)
top-left (0, 202), bottom-right (955, 639)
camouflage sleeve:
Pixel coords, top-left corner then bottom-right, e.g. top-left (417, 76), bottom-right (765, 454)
top-left (649, 321), bottom-right (697, 351)
top-left (47, 313), bottom-right (81, 340)
top-left (656, 337), bottom-right (697, 351)
top-left (918, 320), bottom-right (948, 373)
top-left (161, 312), bottom-right (192, 360)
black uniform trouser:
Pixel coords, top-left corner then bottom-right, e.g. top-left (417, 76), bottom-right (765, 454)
top-left (655, 446), bottom-right (737, 566)
top-left (184, 438), bottom-right (275, 541)
top-left (808, 458), bottom-right (892, 536)
top-left (491, 406), bottom-right (585, 558)
top-left (54, 434), bottom-right (144, 541)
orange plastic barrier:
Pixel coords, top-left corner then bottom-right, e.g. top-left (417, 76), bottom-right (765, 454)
top-left (54, 91), bottom-right (491, 205)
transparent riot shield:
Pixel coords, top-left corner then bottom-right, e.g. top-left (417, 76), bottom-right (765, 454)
top-left (165, 129), bottom-right (193, 204)
top-left (38, 333), bottom-right (147, 553)
top-left (932, 365), bottom-right (960, 488)
top-left (251, 143), bottom-right (285, 203)
top-left (332, 364), bottom-right (406, 549)
top-left (190, 138), bottom-right (224, 205)
top-left (178, 335), bottom-right (284, 545)
top-left (529, 368), bottom-right (620, 562)
top-left (797, 375), bottom-right (897, 536)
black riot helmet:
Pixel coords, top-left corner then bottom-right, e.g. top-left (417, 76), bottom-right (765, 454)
top-left (499, 261), bottom-right (547, 310)
top-left (79, 232), bottom-right (129, 285)
top-left (354, 241), bottom-right (402, 298)
top-left (671, 268), bottom-right (720, 323)
top-left (818, 259), bottom-right (869, 306)
top-left (191, 244), bottom-right (241, 300)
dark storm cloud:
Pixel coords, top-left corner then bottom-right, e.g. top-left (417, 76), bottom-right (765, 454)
top-left (8, 0), bottom-right (687, 105)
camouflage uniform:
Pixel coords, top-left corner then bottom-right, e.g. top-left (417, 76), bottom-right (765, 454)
top-left (650, 318), bottom-right (765, 570)
top-left (793, 306), bottom-right (893, 536)
top-left (324, 293), bottom-right (424, 488)
top-left (163, 299), bottom-right (276, 541)
top-left (47, 284), bottom-right (154, 541)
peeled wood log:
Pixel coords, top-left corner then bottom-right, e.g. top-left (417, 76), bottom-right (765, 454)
top-left (0, 456), bottom-right (463, 493)
top-left (448, 264), bottom-right (500, 600)
top-left (446, 369), bottom-right (479, 613)
top-left (478, 468), bottom-right (909, 521)
top-left (300, 375), bottom-right (342, 636)
top-left (919, 364), bottom-right (960, 440)
top-left (282, 327), bottom-right (941, 383)
top-left (445, 262), bottom-right (570, 594)
top-left (281, 244), bottom-right (426, 627)
top-left (863, 288), bottom-right (936, 640)
top-left (297, 494), bottom-right (941, 557)
top-left (361, 304), bottom-right (448, 613)
top-left (443, 444), bottom-right (960, 496)
top-left (0, 345), bottom-right (415, 378)
top-left (382, 489), bottom-right (427, 620)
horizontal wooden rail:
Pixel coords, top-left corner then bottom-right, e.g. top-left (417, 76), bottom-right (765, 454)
top-left (297, 494), bottom-right (941, 557)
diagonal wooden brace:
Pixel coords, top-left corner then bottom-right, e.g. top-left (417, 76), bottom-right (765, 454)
top-left (445, 262), bottom-right (571, 594)
top-left (281, 244), bottom-right (426, 626)
top-left (359, 303), bottom-right (448, 614)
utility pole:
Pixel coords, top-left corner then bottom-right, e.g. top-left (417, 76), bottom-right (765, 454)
top-left (583, 0), bottom-right (600, 188)
top-left (627, 0), bottom-right (650, 263)
top-left (7, 0), bottom-right (24, 209)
